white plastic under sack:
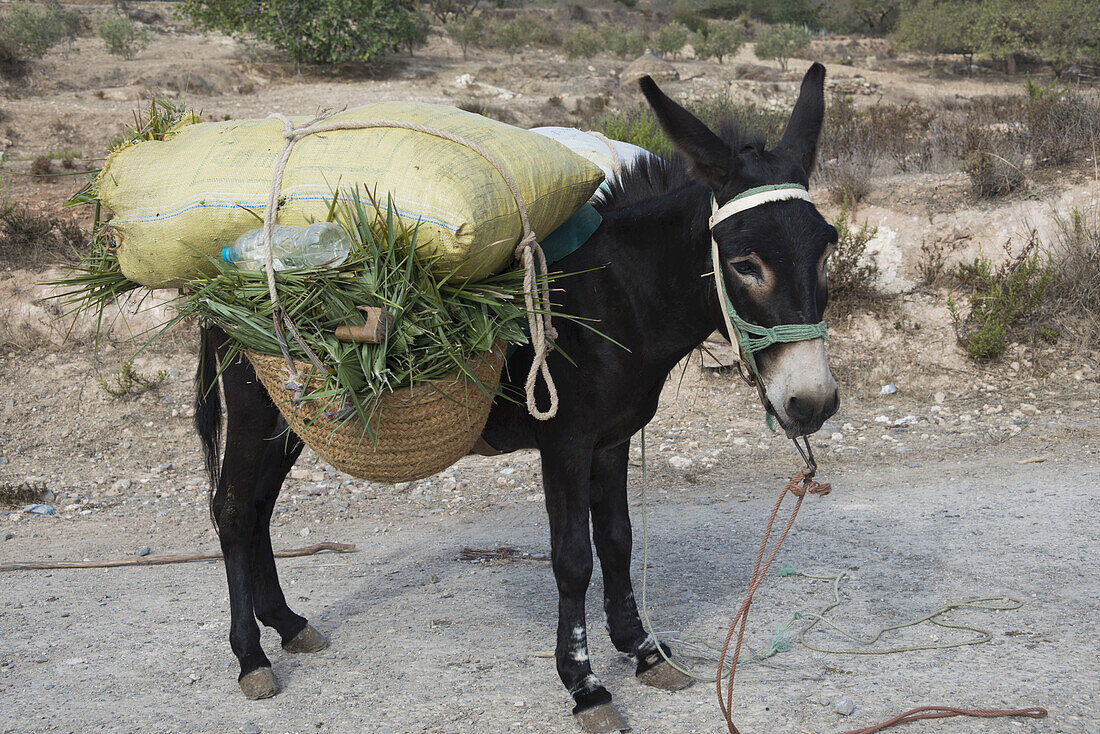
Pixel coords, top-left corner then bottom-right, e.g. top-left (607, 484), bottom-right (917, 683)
top-left (530, 127), bottom-right (653, 185)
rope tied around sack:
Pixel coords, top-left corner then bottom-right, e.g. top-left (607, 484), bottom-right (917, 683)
top-left (261, 111), bottom-right (559, 419)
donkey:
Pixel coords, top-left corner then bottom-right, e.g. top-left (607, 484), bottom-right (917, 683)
top-left (195, 64), bottom-right (839, 732)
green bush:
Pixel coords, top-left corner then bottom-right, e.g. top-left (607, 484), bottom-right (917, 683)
top-left (563, 25), bottom-right (601, 60)
top-left (444, 14), bottom-right (484, 59)
top-left (488, 16), bottom-right (541, 57)
top-left (0, 1), bottom-right (81, 60)
top-left (600, 25), bottom-right (648, 59)
top-left (671, 8), bottom-right (708, 34)
top-left (96, 13), bottom-right (151, 59)
top-left (589, 92), bottom-right (788, 157)
top-left (827, 202), bottom-right (880, 315)
top-left (693, 20), bottom-right (745, 62)
top-left (178, 0), bottom-right (427, 67)
top-left (949, 241), bottom-right (1053, 359)
top-left (753, 23), bottom-right (810, 71)
top-left (653, 21), bottom-right (690, 58)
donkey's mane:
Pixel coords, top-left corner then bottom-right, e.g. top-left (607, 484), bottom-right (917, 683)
top-left (595, 123), bottom-right (765, 212)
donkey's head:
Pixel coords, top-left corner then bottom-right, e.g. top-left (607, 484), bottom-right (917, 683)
top-left (641, 64), bottom-right (839, 437)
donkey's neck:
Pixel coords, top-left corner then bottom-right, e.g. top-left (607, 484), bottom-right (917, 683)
top-left (601, 182), bottom-right (718, 371)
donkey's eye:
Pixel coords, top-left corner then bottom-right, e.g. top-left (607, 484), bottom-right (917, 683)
top-left (732, 261), bottom-right (759, 278)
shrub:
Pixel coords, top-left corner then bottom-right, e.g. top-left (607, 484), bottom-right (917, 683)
top-left (589, 93), bottom-right (788, 157)
top-left (693, 21), bottom-right (745, 63)
top-left (428, 0), bottom-right (481, 23)
top-left (963, 149), bottom-right (1026, 197)
top-left (178, 0), bottom-right (427, 67)
top-left (0, 202), bottom-right (83, 267)
top-left (0, 1), bottom-right (80, 61)
top-left (753, 23), bottom-right (810, 71)
top-left (1042, 208), bottom-right (1100, 349)
top-left (600, 25), bottom-right (648, 59)
top-left (827, 202), bottom-right (880, 315)
top-left (444, 14), bottom-right (483, 59)
top-left (591, 105), bottom-right (672, 156)
top-left (653, 22), bottom-right (690, 58)
top-left (563, 25), bottom-right (601, 60)
top-left (671, 8), bottom-right (708, 34)
top-left (488, 16), bottom-right (541, 57)
top-left (827, 163), bottom-right (872, 205)
top-left (96, 13), bottom-right (151, 59)
top-left (949, 240), bottom-right (1052, 359)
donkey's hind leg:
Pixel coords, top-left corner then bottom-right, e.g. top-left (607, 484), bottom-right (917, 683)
top-left (214, 352), bottom-right (288, 699)
top-left (590, 442), bottom-right (692, 692)
top-left (249, 418), bottom-right (328, 654)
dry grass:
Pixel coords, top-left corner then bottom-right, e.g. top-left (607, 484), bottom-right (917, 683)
top-left (0, 202), bottom-right (84, 268)
top-left (0, 480), bottom-right (47, 509)
top-left (1042, 208), bottom-right (1100, 350)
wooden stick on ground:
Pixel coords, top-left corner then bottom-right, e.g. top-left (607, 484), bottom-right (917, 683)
top-left (0, 542), bottom-right (356, 572)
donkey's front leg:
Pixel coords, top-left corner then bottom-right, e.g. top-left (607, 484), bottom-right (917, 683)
top-left (541, 444), bottom-right (629, 733)
top-left (590, 442), bottom-right (693, 692)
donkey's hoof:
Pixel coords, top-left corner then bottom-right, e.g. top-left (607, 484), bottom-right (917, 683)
top-left (574, 703), bottom-right (630, 733)
top-left (239, 667), bottom-right (280, 699)
top-left (637, 659), bottom-right (694, 691)
top-left (283, 624), bottom-right (328, 654)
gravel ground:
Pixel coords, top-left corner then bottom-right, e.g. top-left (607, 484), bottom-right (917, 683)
top-left (1, 341), bottom-right (1098, 734)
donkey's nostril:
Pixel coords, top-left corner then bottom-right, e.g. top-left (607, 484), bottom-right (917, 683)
top-left (785, 395), bottom-right (815, 426)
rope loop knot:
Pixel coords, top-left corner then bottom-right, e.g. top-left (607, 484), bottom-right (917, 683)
top-left (786, 466), bottom-right (832, 498)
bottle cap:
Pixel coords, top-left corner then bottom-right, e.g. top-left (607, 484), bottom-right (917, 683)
top-left (220, 246), bottom-right (233, 263)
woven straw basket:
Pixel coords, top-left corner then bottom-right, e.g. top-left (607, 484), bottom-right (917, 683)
top-left (247, 341), bottom-right (506, 483)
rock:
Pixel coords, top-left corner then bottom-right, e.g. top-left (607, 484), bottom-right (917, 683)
top-left (2, 531), bottom-right (13, 541)
top-left (138, 546), bottom-right (151, 556)
top-left (241, 722), bottom-right (262, 734)
top-left (835, 699), bottom-right (856, 716)
top-left (880, 383), bottom-right (897, 394)
top-left (668, 456), bottom-right (693, 471)
top-left (290, 468), bottom-right (311, 480)
top-left (112, 479), bottom-right (132, 492)
top-left (934, 392), bottom-right (946, 404)
top-left (23, 504), bottom-right (55, 515)
top-left (621, 51), bottom-right (679, 87)
top-left (299, 527), bottom-right (311, 537)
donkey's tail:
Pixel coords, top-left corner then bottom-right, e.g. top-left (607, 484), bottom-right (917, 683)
top-left (194, 326), bottom-right (222, 528)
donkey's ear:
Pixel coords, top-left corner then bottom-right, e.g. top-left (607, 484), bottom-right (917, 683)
top-left (639, 75), bottom-right (733, 191)
top-left (777, 63), bottom-right (826, 174)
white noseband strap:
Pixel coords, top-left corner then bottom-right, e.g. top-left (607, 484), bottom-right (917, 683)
top-left (709, 183), bottom-right (812, 229)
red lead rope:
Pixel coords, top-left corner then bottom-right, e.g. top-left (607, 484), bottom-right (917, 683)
top-left (715, 468), bottom-right (1048, 734)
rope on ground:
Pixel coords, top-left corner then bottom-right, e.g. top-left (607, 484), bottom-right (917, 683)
top-left (634, 427), bottom-right (1047, 734)
top-left (782, 567), bottom-right (1024, 655)
top-left (0, 541), bottom-right (355, 572)
top-left (263, 112), bottom-right (559, 419)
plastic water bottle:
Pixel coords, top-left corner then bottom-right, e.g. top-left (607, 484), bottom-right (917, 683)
top-left (221, 222), bottom-right (351, 271)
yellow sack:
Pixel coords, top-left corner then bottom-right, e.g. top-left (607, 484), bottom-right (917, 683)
top-left (98, 102), bottom-right (605, 288)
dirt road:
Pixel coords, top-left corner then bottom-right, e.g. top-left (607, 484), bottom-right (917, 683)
top-left (1, 342), bottom-right (1097, 734)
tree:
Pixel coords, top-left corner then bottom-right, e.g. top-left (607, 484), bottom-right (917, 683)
top-left (693, 21), bottom-right (745, 63)
top-left (444, 14), bottom-right (484, 59)
top-left (488, 16), bottom-right (540, 58)
top-left (563, 25), bottom-right (601, 60)
top-left (96, 13), bottom-right (151, 59)
top-left (178, 0), bottom-right (427, 67)
top-left (893, 0), bottom-right (981, 74)
top-left (0, 1), bottom-right (81, 60)
top-left (653, 21), bottom-right (690, 59)
top-left (753, 23), bottom-right (810, 71)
